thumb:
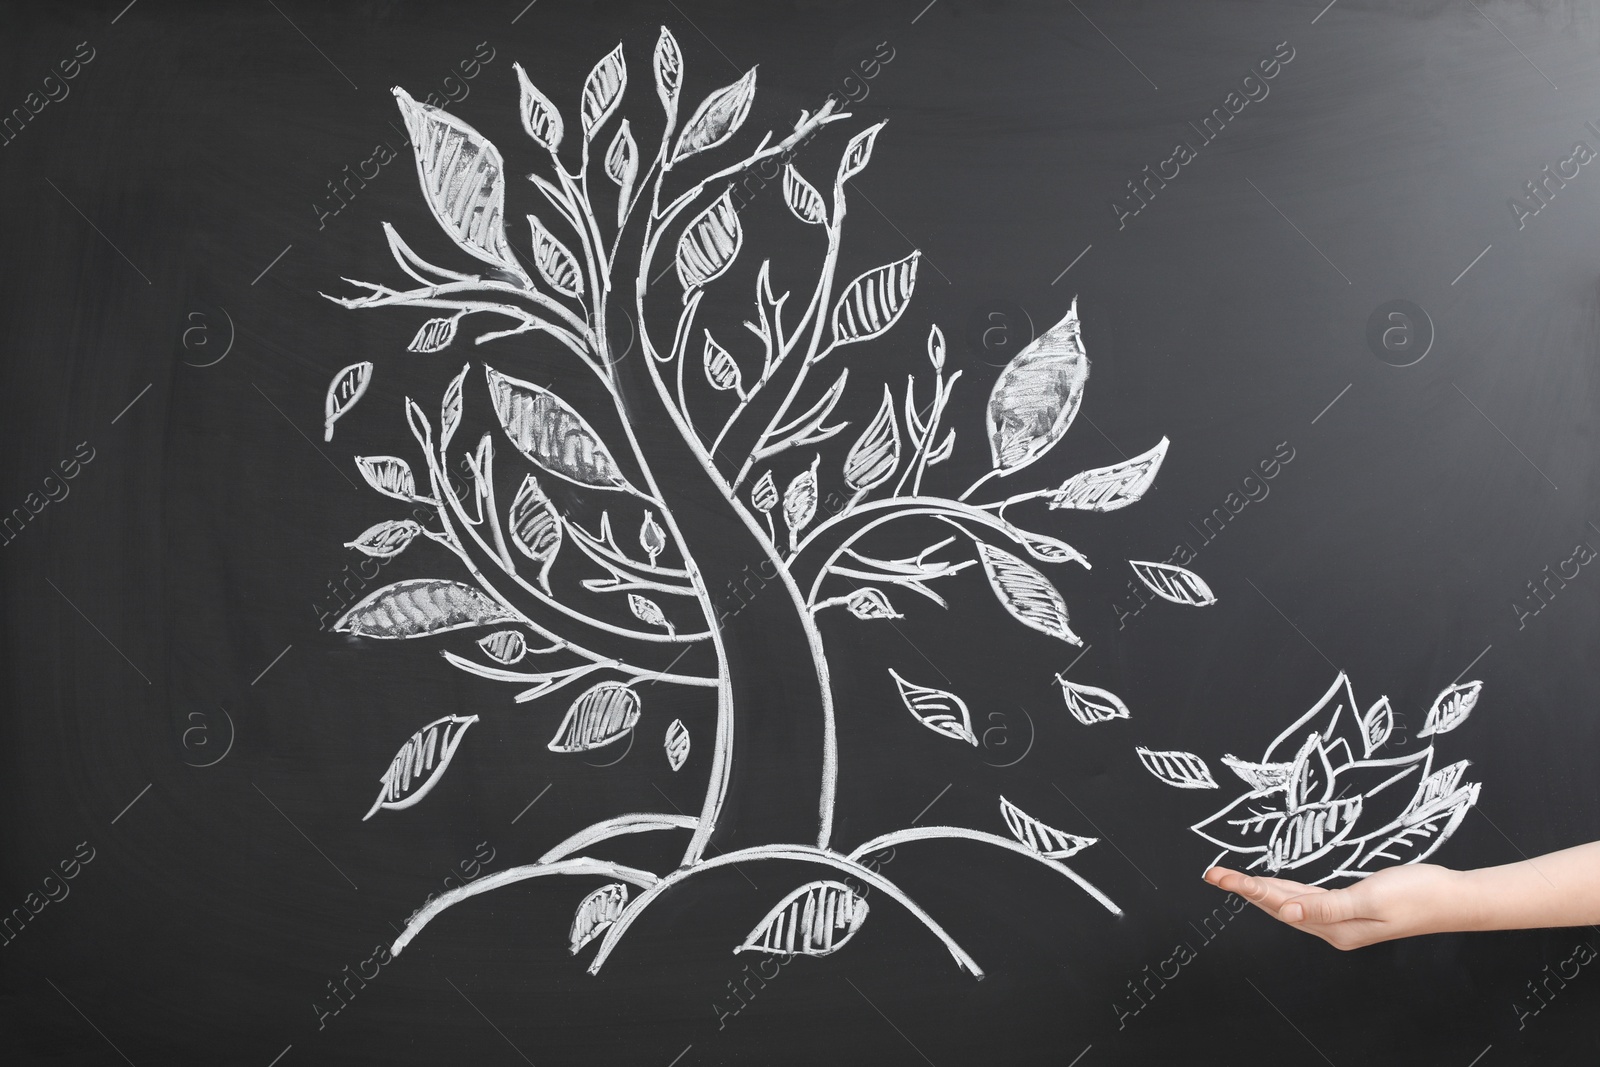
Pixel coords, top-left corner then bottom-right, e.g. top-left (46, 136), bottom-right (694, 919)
top-left (1280, 887), bottom-right (1363, 925)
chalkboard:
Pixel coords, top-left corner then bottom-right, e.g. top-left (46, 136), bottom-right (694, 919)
top-left (4, 1), bottom-right (1599, 1064)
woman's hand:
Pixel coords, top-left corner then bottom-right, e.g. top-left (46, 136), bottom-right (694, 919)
top-left (1203, 864), bottom-right (1472, 949)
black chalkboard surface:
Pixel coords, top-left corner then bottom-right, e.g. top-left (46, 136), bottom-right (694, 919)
top-left (4, 1), bottom-right (1599, 1064)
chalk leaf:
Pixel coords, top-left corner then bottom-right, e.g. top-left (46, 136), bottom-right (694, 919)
top-left (393, 89), bottom-right (518, 275)
top-left (889, 669), bottom-right (976, 745)
top-left (842, 386), bottom-right (900, 492)
top-left (570, 883), bottom-right (629, 954)
top-left (324, 361), bottom-right (373, 442)
top-left (673, 67), bottom-right (757, 162)
top-left (363, 714), bottom-right (478, 819)
top-left (345, 519), bottom-right (422, 560)
top-left (1129, 560), bottom-right (1216, 607)
top-left (355, 456), bottom-right (419, 502)
top-left (1056, 676), bottom-right (1129, 725)
top-left (986, 298), bottom-right (1089, 475)
top-left (487, 367), bottom-right (633, 491)
top-left (1000, 796), bottom-right (1097, 859)
top-left (1137, 747), bottom-right (1219, 789)
top-left (737, 881), bottom-right (868, 957)
top-left (831, 253), bottom-right (918, 350)
top-left (335, 579), bottom-right (513, 639)
top-left (677, 191), bottom-right (743, 292)
top-left (548, 681), bottom-right (641, 752)
top-left (975, 542), bottom-right (1081, 645)
top-left (1049, 437), bottom-right (1169, 512)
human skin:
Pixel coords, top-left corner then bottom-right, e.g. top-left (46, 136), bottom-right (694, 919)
top-left (1204, 842), bottom-right (1600, 949)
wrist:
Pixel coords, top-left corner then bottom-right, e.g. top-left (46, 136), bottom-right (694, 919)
top-left (1445, 866), bottom-right (1496, 932)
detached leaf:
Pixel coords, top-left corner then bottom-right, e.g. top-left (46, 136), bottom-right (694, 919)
top-left (664, 718), bottom-right (690, 772)
top-left (750, 470), bottom-right (778, 513)
top-left (580, 43), bottom-right (627, 138)
top-left (737, 881), bottom-right (868, 958)
top-left (628, 593), bottom-right (672, 632)
top-left (355, 456), bottom-right (418, 502)
top-left (638, 511), bottom-right (666, 564)
top-left (1000, 796), bottom-right (1097, 859)
top-left (408, 316), bottom-right (459, 353)
top-left (702, 332), bottom-right (743, 394)
top-left (508, 474), bottom-right (561, 589)
top-left (570, 883), bottom-right (629, 954)
top-left (842, 386), bottom-right (900, 493)
top-left (1049, 437), bottom-right (1169, 512)
top-left (363, 713), bottom-right (478, 819)
top-left (1129, 560), bottom-right (1217, 607)
top-left (1056, 676), bottom-right (1129, 725)
top-left (1418, 680), bottom-right (1482, 738)
top-left (673, 67), bottom-right (757, 162)
top-left (677, 191), bottom-right (743, 291)
top-left (975, 542), bottom-right (1081, 645)
top-left (1360, 697), bottom-right (1394, 757)
top-left (324, 361), bottom-right (373, 442)
top-left (653, 27), bottom-right (683, 113)
top-left (986, 298), bottom-right (1088, 475)
top-left (528, 215), bottom-right (584, 298)
top-left (837, 121), bottom-right (886, 184)
top-left (515, 62), bottom-right (563, 151)
top-left (335, 579), bottom-right (513, 639)
top-left (889, 669), bottom-right (977, 745)
top-left (782, 455), bottom-right (820, 548)
top-left (831, 253), bottom-right (919, 350)
top-left (487, 367), bottom-right (634, 491)
top-left (845, 587), bottom-right (902, 620)
top-left (548, 681), bottom-right (641, 752)
top-left (1136, 747), bottom-right (1219, 789)
top-left (345, 519), bottom-right (422, 560)
top-left (477, 629), bottom-right (527, 664)
top-left (393, 88), bottom-right (518, 274)
top-left (782, 164), bottom-right (827, 225)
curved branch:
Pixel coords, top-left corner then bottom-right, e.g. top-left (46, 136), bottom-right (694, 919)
top-left (847, 827), bottom-right (1122, 917)
top-left (327, 275), bottom-right (593, 346)
top-left (539, 813), bottom-right (698, 864)
top-left (586, 844), bottom-right (983, 977)
top-left (391, 857), bottom-right (661, 956)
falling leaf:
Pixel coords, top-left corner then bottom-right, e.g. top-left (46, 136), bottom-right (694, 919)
top-left (750, 470), bottom-right (778, 513)
top-left (580, 43), bottom-right (627, 138)
top-left (487, 367), bottom-right (634, 491)
top-left (355, 456), bottom-right (419, 502)
top-left (736, 881), bottom-right (868, 958)
top-left (927, 324), bottom-right (946, 370)
top-left (664, 718), bottom-right (690, 772)
top-left (570, 883), bottom-right (629, 954)
top-left (831, 253), bottom-right (919, 350)
top-left (1136, 747), bottom-right (1219, 789)
top-left (1266, 795), bottom-right (1363, 871)
top-left (836, 122), bottom-right (886, 184)
top-left (1360, 697), bottom-right (1394, 757)
top-left (548, 681), bottom-right (641, 752)
top-left (629, 593), bottom-right (672, 632)
top-left (1418, 680), bottom-right (1482, 738)
top-left (1056, 676), bottom-right (1129, 725)
top-left (986, 299), bottom-right (1089, 475)
top-left (1129, 560), bottom-right (1217, 607)
top-left (477, 629), bottom-right (528, 664)
top-left (335, 579), bottom-right (513, 639)
top-left (843, 387), bottom-right (900, 493)
top-left (1219, 755), bottom-right (1293, 792)
top-left (439, 362), bottom-right (470, 452)
top-left (999, 796), bottom-right (1097, 859)
top-left (345, 519), bottom-right (422, 560)
top-left (1048, 437), bottom-right (1169, 512)
top-left (408, 316), bottom-right (459, 353)
top-left (677, 191), bottom-right (742, 291)
top-left (363, 713), bottom-right (478, 819)
top-left (653, 27), bottom-right (682, 113)
top-left (672, 67), bottom-right (757, 162)
top-left (324, 361), bottom-right (373, 442)
top-left (638, 512), bottom-right (666, 564)
top-left (527, 215), bottom-right (584, 298)
top-left (605, 120), bottom-right (638, 226)
top-left (889, 669), bottom-right (977, 745)
top-left (975, 542), bottom-right (1081, 645)
top-left (508, 474), bottom-right (561, 589)
top-left (514, 62), bottom-right (563, 151)
top-left (783, 164), bottom-right (827, 225)
top-left (845, 587), bottom-right (902, 620)
top-left (782, 455), bottom-right (820, 548)
top-left (393, 88), bottom-right (518, 275)
top-left (702, 332), bottom-right (743, 394)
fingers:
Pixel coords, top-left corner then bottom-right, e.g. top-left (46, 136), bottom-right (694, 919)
top-left (1280, 886), bottom-right (1363, 926)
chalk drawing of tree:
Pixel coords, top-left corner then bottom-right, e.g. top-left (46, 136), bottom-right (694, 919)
top-left (323, 30), bottom-right (1212, 976)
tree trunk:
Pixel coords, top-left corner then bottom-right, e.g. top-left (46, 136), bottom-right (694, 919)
top-left (602, 222), bottom-right (835, 858)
